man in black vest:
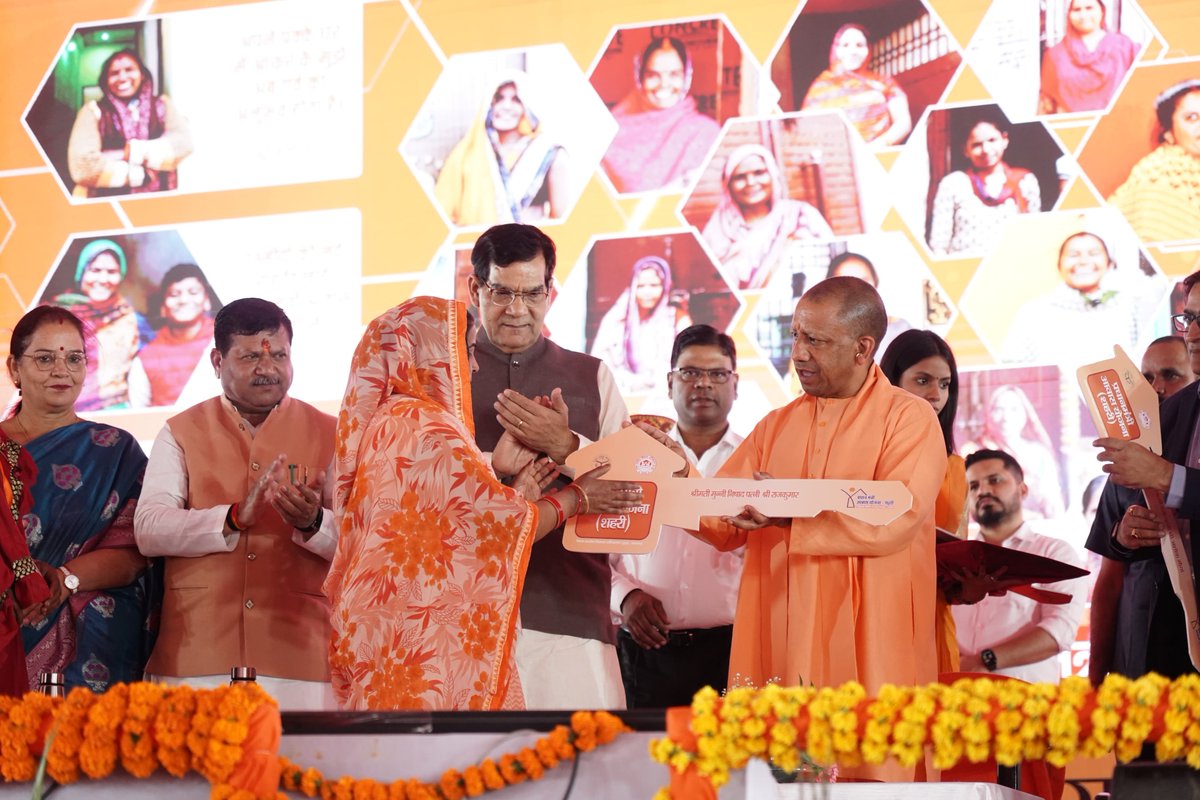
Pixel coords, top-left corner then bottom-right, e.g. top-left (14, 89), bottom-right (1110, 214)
top-left (1094, 270), bottom-right (1200, 683)
top-left (468, 223), bottom-right (629, 709)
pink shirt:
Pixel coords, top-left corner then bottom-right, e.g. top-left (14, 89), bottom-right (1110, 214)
top-left (951, 523), bottom-right (1087, 684)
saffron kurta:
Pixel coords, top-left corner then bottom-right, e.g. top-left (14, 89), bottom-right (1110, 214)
top-left (698, 365), bottom-right (946, 694)
top-left (935, 453), bottom-right (968, 674)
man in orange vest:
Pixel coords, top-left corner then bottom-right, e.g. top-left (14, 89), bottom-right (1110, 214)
top-left (134, 298), bottom-right (337, 709)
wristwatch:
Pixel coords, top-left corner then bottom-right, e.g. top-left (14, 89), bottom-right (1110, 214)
top-left (58, 565), bottom-right (80, 595)
top-left (980, 648), bottom-right (998, 672)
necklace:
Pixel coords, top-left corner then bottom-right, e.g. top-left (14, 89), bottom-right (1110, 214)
top-left (12, 413), bottom-right (30, 443)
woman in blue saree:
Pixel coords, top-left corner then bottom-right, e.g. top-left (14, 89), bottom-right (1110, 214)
top-left (3, 306), bottom-right (151, 692)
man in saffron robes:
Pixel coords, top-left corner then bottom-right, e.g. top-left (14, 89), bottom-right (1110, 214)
top-left (682, 276), bottom-right (946, 777)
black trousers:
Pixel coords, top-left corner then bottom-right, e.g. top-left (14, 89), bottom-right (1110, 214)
top-left (616, 624), bottom-right (733, 709)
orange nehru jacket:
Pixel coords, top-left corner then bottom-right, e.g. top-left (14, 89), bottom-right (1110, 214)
top-left (145, 396), bottom-right (336, 681)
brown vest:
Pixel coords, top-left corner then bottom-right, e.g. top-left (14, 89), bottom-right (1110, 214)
top-left (145, 396), bottom-right (336, 680)
top-left (471, 332), bottom-right (615, 643)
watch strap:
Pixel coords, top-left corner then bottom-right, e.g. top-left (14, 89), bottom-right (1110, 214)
top-left (981, 648), bottom-right (998, 672)
top-left (58, 565), bottom-right (79, 594)
top-left (298, 507), bottom-right (324, 535)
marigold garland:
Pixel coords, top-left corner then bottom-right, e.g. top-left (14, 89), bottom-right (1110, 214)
top-left (278, 709), bottom-right (630, 800)
top-left (650, 674), bottom-right (1200, 799)
top-left (0, 685), bottom-right (633, 799)
top-left (0, 682), bottom-right (281, 799)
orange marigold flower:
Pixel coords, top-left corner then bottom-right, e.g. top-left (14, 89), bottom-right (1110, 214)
top-left (498, 753), bottom-right (526, 784)
top-left (479, 758), bottom-right (505, 790)
top-left (300, 764), bottom-right (325, 795)
top-left (462, 765), bottom-right (485, 796)
top-left (534, 736), bottom-right (560, 769)
top-left (438, 768), bottom-right (465, 800)
top-left (517, 747), bottom-right (544, 780)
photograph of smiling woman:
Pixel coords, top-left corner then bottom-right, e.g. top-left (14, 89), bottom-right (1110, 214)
top-left (927, 112), bottom-right (1042, 256)
top-left (701, 144), bottom-right (833, 290)
top-left (434, 71), bottom-right (568, 226)
top-left (66, 48), bottom-right (194, 199)
top-left (49, 238), bottom-right (151, 411)
top-left (1001, 229), bottom-right (1163, 369)
top-left (600, 36), bottom-right (721, 193)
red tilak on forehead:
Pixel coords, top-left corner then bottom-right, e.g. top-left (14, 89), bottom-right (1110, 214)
top-left (261, 338), bottom-right (271, 354)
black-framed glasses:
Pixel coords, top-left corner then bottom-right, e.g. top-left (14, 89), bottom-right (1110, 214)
top-left (1171, 312), bottom-right (1200, 332)
top-left (671, 368), bottom-right (734, 384)
top-left (484, 282), bottom-right (548, 307)
top-left (20, 352), bottom-right (87, 372)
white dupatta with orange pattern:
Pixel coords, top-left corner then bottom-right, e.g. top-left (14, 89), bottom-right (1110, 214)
top-left (325, 296), bottom-right (537, 710)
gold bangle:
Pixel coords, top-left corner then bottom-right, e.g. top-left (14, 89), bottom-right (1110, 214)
top-left (569, 483), bottom-right (588, 515)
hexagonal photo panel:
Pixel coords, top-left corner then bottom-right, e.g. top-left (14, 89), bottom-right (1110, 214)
top-left (22, 2), bottom-right (363, 202)
top-left (1078, 57), bottom-right (1200, 247)
top-left (544, 230), bottom-right (740, 396)
top-left (954, 364), bottom-right (1073, 522)
top-left (33, 231), bottom-right (217, 411)
top-left (401, 44), bottom-right (615, 231)
top-left (966, 0), bottom-right (1155, 121)
top-left (890, 102), bottom-right (1067, 259)
top-left (747, 232), bottom-right (956, 381)
top-left (680, 112), bottom-right (890, 290)
top-left (768, 0), bottom-right (962, 148)
top-left (589, 17), bottom-right (774, 196)
top-left (958, 208), bottom-right (1171, 375)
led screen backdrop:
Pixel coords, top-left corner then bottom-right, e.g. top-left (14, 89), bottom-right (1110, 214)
top-left (0, 0), bottom-right (1198, 680)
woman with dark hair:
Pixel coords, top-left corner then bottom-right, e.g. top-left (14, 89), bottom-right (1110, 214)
top-left (801, 23), bottom-right (911, 146)
top-left (1004, 230), bottom-right (1160, 368)
top-left (826, 251), bottom-right (913, 354)
top-left (928, 115), bottom-right (1041, 256)
top-left (601, 37), bottom-right (721, 193)
top-left (1109, 79), bottom-right (1200, 244)
top-left (2, 306), bottom-right (151, 692)
top-left (881, 329), bottom-right (988, 674)
top-left (1039, 0), bottom-right (1138, 114)
top-left (434, 71), bottom-right (568, 226)
top-left (128, 263), bottom-right (220, 408)
top-left (590, 255), bottom-right (692, 393)
top-left (67, 48), bottom-right (193, 198)
top-left (51, 238), bottom-right (150, 410)
top-left (701, 144), bottom-right (833, 290)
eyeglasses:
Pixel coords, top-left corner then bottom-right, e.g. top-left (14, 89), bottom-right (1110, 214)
top-left (20, 352), bottom-right (87, 372)
top-left (484, 283), bottom-right (548, 307)
top-left (1171, 312), bottom-right (1200, 332)
top-left (671, 368), bottom-right (734, 384)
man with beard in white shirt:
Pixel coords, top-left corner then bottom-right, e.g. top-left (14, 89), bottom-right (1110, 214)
top-left (953, 449), bottom-right (1087, 682)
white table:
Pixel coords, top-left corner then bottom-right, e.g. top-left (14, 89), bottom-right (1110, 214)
top-left (0, 730), bottom-right (1040, 799)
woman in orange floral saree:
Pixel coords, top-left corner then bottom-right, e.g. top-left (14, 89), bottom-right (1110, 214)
top-left (326, 297), bottom-right (637, 710)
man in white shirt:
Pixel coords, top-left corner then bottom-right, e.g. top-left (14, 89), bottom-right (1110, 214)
top-left (953, 449), bottom-right (1087, 683)
top-left (611, 324), bottom-right (744, 707)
